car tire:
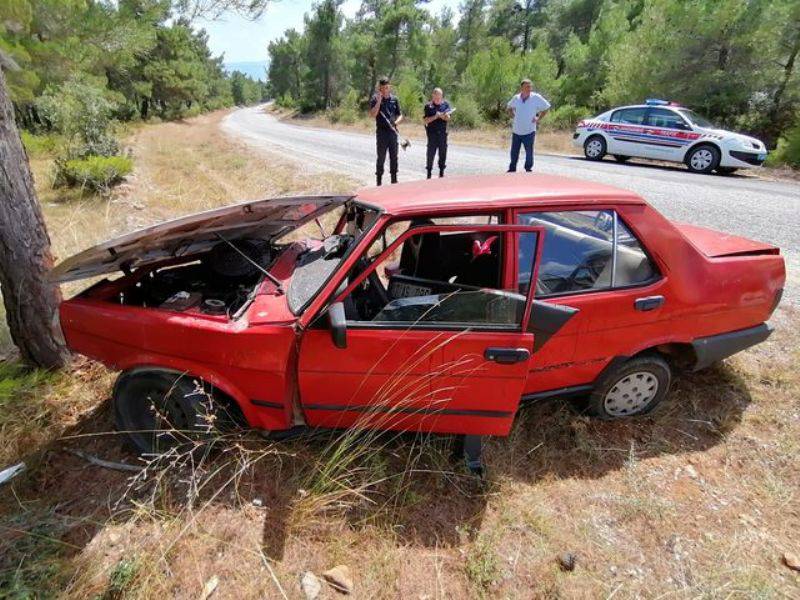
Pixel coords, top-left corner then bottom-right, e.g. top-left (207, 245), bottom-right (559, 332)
top-left (585, 355), bottom-right (672, 420)
top-left (613, 155), bottom-right (630, 163)
top-left (686, 144), bottom-right (720, 174)
top-left (716, 167), bottom-right (738, 175)
top-left (113, 369), bottom-right (220, 455)
top-left (583, 135), bottom-right (607, 161)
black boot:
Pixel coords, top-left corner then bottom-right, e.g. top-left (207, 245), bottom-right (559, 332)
top-left (390, 173), bottom-right (398, 184)
top-left (439, 168), bottom-right (445, 178)
top-left (426, 169), bottom-right (432, 179)
top-left (376, 173), bottom-right (382, 186)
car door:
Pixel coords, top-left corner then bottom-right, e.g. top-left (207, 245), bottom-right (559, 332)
top-left (643, 107), bottom-right (695, 161)
top-left (297, 223), bottom-right (544, 437)
top-left (607, 107), bottom-right (650, 158)
top-left (516, 207), bottom-right (665, 388)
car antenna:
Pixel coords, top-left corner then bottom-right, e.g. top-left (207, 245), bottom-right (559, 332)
top-left (214, 233), bottom-right (284, 294)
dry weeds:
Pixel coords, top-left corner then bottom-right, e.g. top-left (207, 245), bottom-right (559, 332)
top-left (0, 109), bottom-right (798, 599)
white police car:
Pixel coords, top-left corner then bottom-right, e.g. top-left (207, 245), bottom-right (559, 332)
top-left (573, 100), bottom-right (768, 174)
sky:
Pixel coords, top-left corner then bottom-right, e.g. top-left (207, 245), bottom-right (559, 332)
top-left (197, 0), bottom-right (462, 65)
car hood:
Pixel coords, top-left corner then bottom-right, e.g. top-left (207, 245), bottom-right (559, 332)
top-left (49, 195), bottom-right (350, 283)
top-left (675, 222), bottom-right (779, 258)
top-left (697, 127), bottom-right (765, 149)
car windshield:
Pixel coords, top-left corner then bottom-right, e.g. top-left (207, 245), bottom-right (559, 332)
top-left (678, 109), bottom-right (715, 128)
top-left (286, 202), bottom-right (380, 314)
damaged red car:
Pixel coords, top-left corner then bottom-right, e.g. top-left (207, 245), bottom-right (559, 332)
top-left (51, 174), bottom-right (784, 471)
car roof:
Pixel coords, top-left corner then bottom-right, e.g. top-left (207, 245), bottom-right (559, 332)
top-left (355, 173), bottom-right (644, 216)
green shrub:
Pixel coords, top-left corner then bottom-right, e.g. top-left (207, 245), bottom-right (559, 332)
top-left (20, 131), bottom-right (61, 157)
top-left (329, 89), bottom-right (360, 124)
top-left (56, 155), bottom-right (133, 193)
top-left (544, 104), bottom-right (593, 130)
top-left (766, 123), bottom-right (800, 168)
top-left (450, 96), bottom-right (483, 129)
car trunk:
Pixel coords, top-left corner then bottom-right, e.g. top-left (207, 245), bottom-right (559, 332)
top-left (674, 222), bottom-right (779, 258)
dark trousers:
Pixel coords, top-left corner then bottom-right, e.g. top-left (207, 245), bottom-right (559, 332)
top-left (426, 133), bottom-right (447, 176)
top-left (376, 129), bottom-right (398, 183)
top-left (508, 132), bottom-right (535, 172)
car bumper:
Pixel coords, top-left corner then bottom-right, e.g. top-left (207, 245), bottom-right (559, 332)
top-left (720, 149), bottom-right (767, 168)
top-left (572, 131), bottom-right (587, 147)
top-left (691, 323), bottom-right (773, 371)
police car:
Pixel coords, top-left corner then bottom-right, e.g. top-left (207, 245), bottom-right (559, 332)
top-left (573, 100), bottom-right (768, 174)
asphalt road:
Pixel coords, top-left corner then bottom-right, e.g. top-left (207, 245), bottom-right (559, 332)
top-left (222, 105), bottom-right (799, 303)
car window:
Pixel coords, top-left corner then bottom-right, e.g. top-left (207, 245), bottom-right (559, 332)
top-left (341, 227), bottom-right (532, 328)
top-left (517, 211), bottom-right (656, 296)
top-left (646, 108), bottom-right (689, 130)
top-left (610, 108), bottom-right (647, 125)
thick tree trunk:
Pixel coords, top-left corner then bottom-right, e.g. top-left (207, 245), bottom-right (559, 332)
top-left (0, 68), bottom-right (68, 368)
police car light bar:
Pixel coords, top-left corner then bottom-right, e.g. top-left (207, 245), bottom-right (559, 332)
top-left (645, 98), bottom-right (669, 106)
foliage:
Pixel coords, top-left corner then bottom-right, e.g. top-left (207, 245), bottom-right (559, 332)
top-left (767, 121), bottom-right (800, 167)
top-left (266, 0), bottom-right (800, 145)
top-left (450, 95), bottom-right (483, 129)
top-left (56, 155), bottom-right (134, 193)
top-left (545, 104), bottom-right (592, 130)
top-left (20, 131), bottom-right (60, 157)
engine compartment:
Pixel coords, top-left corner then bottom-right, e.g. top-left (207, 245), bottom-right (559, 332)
top-left (115, 239), bottom-right (273, 319)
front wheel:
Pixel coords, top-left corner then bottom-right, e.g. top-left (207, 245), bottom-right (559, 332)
top-left (686, 144), bottom-right (720, 174)
top-left (585, 355), bottom-right (672, 419)
top-left (583, 136), bottom-right (607, 161)
top-left (113, 370), bottom-right (220, 454)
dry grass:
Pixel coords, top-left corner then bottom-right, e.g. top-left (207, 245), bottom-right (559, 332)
top-left (1, 108), bottom-right (799, 599)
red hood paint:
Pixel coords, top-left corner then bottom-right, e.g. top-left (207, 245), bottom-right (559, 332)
top-left (674, 222), bottom-right (779, 258)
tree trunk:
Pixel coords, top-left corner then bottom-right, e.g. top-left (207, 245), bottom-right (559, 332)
top-left (0, 68), bottom-right (68, 368)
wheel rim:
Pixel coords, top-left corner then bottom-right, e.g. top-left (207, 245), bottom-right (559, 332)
top-left (603, 371), bottom-right (659, 416)
top-left (586, 140), bottom-right (603, 157)
top-left (690, 149), bottom-right (713, 170)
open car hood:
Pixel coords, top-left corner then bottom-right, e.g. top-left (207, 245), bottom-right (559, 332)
top-left (49, 195), bottom-right (350, 283)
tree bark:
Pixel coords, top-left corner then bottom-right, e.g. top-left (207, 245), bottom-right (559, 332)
top-left (0, 67), bottom-right (68, 368)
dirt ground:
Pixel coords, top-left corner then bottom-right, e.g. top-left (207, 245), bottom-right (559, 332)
top-left (1, 109), bottom-right (799, 599)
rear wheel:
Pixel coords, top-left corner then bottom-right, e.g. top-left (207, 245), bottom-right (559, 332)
top-left (686, 144), bottom-right (720, 174)
top-left (113, 370), bottom-right (220, 454)
top-left (585, 355), bottom-right (672, 419)
top-left (583, 135), bottom-right (607, 161)
top-left (613, 155), bottom-right (630, 163)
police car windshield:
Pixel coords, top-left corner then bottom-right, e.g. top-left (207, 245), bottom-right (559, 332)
top-left (678, 109), bottom-right (714, 128)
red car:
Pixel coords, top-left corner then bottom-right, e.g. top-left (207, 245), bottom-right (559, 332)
top-left (51, 174), bottom-right (784, 471)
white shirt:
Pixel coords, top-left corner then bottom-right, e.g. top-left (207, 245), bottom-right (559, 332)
top-left (507, 92), bottom-right (551, 135)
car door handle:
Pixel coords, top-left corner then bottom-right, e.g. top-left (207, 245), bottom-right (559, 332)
top-left (634, 295), bottom-right (665, 311)
top-left (484, 347), bottom-right (531, 364)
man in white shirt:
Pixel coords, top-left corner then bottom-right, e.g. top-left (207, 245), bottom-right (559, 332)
top-left (506, 78), bottom-right (551, 172)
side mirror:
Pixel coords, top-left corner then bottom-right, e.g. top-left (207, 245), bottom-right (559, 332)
top-left (328, 302), bottom-right (347, 349)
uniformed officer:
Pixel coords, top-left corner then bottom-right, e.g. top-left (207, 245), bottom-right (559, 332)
top-left (368, 77), bottom-right (403, 186)
top-left (423, 87), bottom-right (451, 179)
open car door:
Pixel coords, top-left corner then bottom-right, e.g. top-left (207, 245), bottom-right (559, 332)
top-left (297, 223), bottom-right (544, 437)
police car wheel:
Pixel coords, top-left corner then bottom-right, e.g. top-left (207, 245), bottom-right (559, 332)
top-left (583, 136), bottom-right (606, 161)
top-left (686, 144), bottom-right (720, 174)
top-left (613, 155), bottom-right (630, 163)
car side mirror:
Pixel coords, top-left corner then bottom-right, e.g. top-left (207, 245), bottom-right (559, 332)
top-left (328, 302), bottom-right (347, 349)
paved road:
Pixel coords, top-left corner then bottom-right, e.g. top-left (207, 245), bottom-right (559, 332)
top-left (222, 105), bottom-right (799, 303)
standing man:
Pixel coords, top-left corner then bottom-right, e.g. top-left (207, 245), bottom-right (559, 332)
top-left (423, 87), bottom-right (451, 179)
top-left (369, 76), bottom-right (403, 186)
top-left (506, 78), bottom-right (550, 172)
